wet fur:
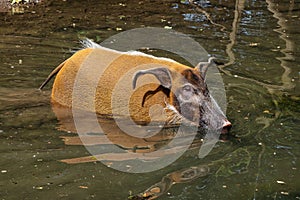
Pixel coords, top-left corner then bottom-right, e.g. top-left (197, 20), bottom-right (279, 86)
top-left (39, 39), bottom-right (230, 131)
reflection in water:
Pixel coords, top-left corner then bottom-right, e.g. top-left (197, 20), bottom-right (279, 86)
top-left (188, 0), bottom-right (227, 31)
top-left (265, 0), bottom-right (295, 93)
top-left (130, 147), bottom-right (252, 199)
top-left (53, 103), bottom-right (241, 199)
top-left (220, 0), bottom-right (295, 93)
top-left (131, 165), bottom-right (210, 200)
top-left (52, 99), bottom-right (238, 199)
top-left (254, 1), bottom-right (296, 199)
top-left (52, 102), bottom-right (224, 164)
top-left (224, 0), bottom-right (245, 69)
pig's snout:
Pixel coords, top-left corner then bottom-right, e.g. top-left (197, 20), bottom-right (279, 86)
top-left (221, 120), bottom-right (232, 134)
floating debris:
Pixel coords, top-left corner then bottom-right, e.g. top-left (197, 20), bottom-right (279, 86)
top-left (164, 26), bottom-right (172, 29)
top-left (249, 42), bottom-right (259, 47)
top-left (280, 191), bottom-right (289, 195)
top-left (276, 180), bottom-right (286, 184)
top-left (119, 15), bottom-right (126, 20)
top-left (33, 186), bottom-right (43, 190)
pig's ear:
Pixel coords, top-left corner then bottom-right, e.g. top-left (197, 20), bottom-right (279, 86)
top-left (195, 57), bottom-right (216, 79)
top-left (132, 67), bottom-right (172, 90)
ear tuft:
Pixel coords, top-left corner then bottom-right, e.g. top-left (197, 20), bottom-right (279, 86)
top-left (195, 57), bottom-right (216, 78)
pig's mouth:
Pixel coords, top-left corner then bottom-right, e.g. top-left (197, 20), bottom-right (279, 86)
top-left (164, 103), bottom-right (232, 135)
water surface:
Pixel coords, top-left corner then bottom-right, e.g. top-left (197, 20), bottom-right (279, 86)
top-left (0, 0), bottom-right (299, 199)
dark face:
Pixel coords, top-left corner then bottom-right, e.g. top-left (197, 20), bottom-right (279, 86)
top-left (132, 65), bottom-right (231, 134)
top-left (171, 69), bottom-right (204, 122)
top-left (171, 69), bottom-right (231, 134)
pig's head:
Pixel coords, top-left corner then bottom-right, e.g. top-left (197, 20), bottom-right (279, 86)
top-left (132, 58), bottom-right (232, 134)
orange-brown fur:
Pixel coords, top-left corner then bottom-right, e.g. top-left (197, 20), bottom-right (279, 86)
top-left (47, 46), bottom-right (201, 123)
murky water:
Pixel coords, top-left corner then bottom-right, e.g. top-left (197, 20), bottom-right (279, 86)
top-left (1, 0), bottom-right (299, 199)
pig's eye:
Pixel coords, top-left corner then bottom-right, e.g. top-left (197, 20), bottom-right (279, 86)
top-left (183, 85), bottom-right (193, 92)
top-left (182, 85), bottom-right (196, 98)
